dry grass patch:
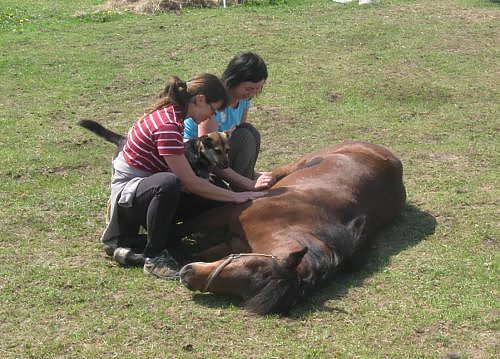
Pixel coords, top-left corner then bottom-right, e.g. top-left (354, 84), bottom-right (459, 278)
top-left (99, 0), bottom-right (218, 13)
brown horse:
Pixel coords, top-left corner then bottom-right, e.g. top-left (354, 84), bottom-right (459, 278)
top-left (177, 141), bottom-right (406, 315)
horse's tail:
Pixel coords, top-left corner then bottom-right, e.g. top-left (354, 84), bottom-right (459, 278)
top-left (78, 119), bottom-right (126, 148)
top-left (348, 215), bottom-right (367, 256)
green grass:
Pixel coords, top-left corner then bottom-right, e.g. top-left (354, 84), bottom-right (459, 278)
top-left (1, 0), bottom-right (498, 357)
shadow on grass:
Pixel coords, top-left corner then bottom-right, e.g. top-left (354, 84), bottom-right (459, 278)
top-left (190, 292), bottom-right (244, 311)
top-left (181, 203), bottom-right (436, 317)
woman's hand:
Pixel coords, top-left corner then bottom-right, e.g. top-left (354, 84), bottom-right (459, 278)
top-left (254, 172), bottom-right (276, 190)
top-left (197, 117), bottom-right (219, 136)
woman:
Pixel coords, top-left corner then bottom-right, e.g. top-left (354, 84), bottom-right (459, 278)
top-left (183, 52), bottom-right (275, 191)
top-left (101, 74), bottom-right (268, 280)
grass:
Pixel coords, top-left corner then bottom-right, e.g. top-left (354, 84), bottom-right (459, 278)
top-left (0, 0), bottom-right (498, 357)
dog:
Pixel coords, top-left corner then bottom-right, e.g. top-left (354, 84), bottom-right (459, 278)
top-left (78, 119), bottom-right (231, 267)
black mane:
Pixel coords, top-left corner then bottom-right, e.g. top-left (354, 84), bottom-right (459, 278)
top-left (244, 261), bottom-right (303, 315)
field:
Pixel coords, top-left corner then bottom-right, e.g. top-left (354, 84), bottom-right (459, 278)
top-left (0, 0), bottom-right (498, 357)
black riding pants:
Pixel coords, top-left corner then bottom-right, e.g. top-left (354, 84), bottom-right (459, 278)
top-left (103, 172), bottom-right (222, 258)
top-left (228, 122), bottom-right (261, 186)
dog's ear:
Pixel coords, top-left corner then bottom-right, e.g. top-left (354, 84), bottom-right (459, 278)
top-left (223, 127), bottom-right (235, 139)
top-left (199, 134), bottom-right (213, 147)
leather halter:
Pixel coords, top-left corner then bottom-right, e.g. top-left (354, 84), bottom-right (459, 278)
top-left (203, 253), bottom-right (277, 292)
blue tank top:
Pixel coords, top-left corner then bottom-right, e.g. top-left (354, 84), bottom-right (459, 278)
top-left (183, 99), bottom-right (250, 139)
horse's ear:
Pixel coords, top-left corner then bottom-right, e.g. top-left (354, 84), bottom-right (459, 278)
top-left (347, 215), bottom-right (366, 242)
top-left (283, 247), bottom-right (308, 270)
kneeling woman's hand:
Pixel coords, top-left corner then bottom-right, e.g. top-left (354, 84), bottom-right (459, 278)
top-left (254, 172), bottom-right (276, 190)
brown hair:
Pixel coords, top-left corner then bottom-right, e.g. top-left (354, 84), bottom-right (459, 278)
top-left (145, 74), bottom-right (229, 116)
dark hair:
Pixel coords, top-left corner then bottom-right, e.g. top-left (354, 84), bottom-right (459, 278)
top-left (146, 74), bottom-right (229, 115)
top-left (221, 52), bottom-right (268, 90)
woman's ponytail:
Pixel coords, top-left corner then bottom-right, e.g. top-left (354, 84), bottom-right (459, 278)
top-left (145, 76), bottom-right (192, 114)
top-left (145, 73), bottom-right (229, 115)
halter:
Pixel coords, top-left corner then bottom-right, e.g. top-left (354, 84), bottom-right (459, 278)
top-left (203, 253), bottom-right (277, 292)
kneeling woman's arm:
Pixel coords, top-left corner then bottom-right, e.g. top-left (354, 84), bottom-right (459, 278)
top-left (214, 167), bottom-right (275, 192)
top-left (163, 154), bottom-right (266, 203)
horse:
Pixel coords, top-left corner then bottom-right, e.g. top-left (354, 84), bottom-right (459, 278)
top-left (176, 141), bottom-right (406, 315)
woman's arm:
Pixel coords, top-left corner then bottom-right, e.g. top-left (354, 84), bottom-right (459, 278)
top-left (197, 117), bottom-right (219, 137)
top-left (240, 108), bottom-right (249, 123)
top-left (214, 167), bottom-right (255, 192)
top-left (164, 154), bottom-right (266, 203)
top-left (199, 106), bottom-right (249, 136)
top-left (215, 167), bottom-right (275, 191)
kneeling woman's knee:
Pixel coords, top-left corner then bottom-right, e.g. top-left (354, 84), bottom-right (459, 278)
top-left (236, 123), bottom-right (260, 143)
top-left (232, 125), bottom-right (261, 152)
top-left (154, 173), bottom-right (181, 196)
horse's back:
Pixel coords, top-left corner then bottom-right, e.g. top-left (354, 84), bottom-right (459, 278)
top-left (303, 141), bottom-right (401, 168)
top-left (274, 141), bottom-right (403, 188)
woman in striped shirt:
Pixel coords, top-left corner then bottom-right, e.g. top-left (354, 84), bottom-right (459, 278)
top-left (101, 74), bottom-right (268, 280)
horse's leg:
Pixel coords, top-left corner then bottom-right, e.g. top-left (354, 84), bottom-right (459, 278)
top-left (191, 235), bottom-right (251, 261)
top-left (271, 159), bottom-right (307, 181)
top-left (192, 242), bottom-right (233, 261)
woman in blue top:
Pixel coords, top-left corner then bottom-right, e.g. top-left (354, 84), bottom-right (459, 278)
top-left (184, 52), bottom-right (275, 191)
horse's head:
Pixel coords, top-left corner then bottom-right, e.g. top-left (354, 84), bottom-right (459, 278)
top-left (179, 248), bottom-right (308, 315)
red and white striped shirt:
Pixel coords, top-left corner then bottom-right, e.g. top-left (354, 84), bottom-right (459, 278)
top-left (122, 104), bottom-right (184, 172)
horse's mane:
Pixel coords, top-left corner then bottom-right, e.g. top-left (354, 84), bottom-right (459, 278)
top-left (244, 261), bottom-right (303, 315)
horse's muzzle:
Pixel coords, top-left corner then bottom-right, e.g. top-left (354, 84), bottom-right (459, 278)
top-left (179, 263), bottom-right (196, 290)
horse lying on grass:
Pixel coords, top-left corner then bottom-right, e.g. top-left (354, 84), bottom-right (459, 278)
top-left (176, 141), bottom-right (406, 315)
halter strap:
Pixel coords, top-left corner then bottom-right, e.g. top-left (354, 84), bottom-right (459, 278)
top-left (202, 253), bottom-right (277, 292)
